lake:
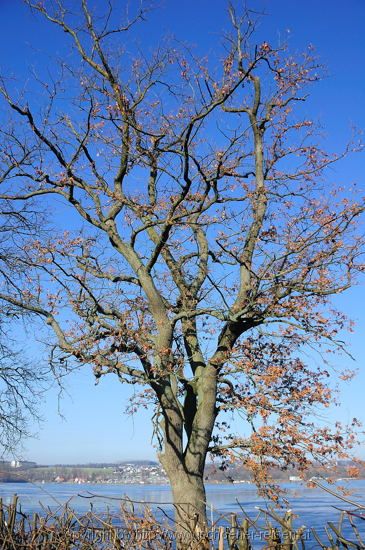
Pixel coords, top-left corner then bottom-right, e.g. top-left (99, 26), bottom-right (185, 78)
top-left (1, 480), bottom-right (365, 544)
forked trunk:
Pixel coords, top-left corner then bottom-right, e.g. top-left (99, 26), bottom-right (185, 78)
top-left (158, 365), bottom-right (217, 548)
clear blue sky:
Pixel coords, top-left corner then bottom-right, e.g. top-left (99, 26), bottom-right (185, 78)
top-left (0, 0), bottom-right (364, 464)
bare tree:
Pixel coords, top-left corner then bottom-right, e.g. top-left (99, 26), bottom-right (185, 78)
top-left (0, 1), bottom-right (363, 541)
top-left (0, 202), bottom-right (46, 455)
top-left (0, 330), bottom-right (45, 455)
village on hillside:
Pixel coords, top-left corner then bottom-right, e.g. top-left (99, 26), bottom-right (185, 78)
top-left (0, 459), bottom-right (363, 485)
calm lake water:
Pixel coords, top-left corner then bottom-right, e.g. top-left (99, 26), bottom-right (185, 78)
top-left (1, 480), bottom-right (365, 542)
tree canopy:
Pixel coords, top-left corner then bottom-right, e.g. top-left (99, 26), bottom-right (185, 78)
top-left (0, 0), bottom-right (363, 531)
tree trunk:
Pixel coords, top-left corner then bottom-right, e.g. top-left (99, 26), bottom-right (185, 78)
top-left (157, 366), bottom-right (217, 548)
top-left (166, 465), bottom-right (209, 549)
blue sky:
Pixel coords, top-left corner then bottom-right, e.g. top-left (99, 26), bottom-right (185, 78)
top-left (0, 0), bottom-right (364, 464)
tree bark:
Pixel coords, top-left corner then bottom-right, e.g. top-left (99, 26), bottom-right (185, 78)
top-left (158, 366), bottom-right (217, 548)
top-left (164, 463), bottom-right (209, 549)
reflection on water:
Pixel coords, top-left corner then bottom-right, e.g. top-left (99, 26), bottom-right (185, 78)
top-left (1, 480), bottom-right (364, 538)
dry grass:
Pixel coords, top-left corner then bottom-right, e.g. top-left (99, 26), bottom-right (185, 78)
top-left (0, 490), bottom-right (364, 549)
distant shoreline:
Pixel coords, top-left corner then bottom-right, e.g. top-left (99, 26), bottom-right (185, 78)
top-left (1, 477), bottom-right (363, 485)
